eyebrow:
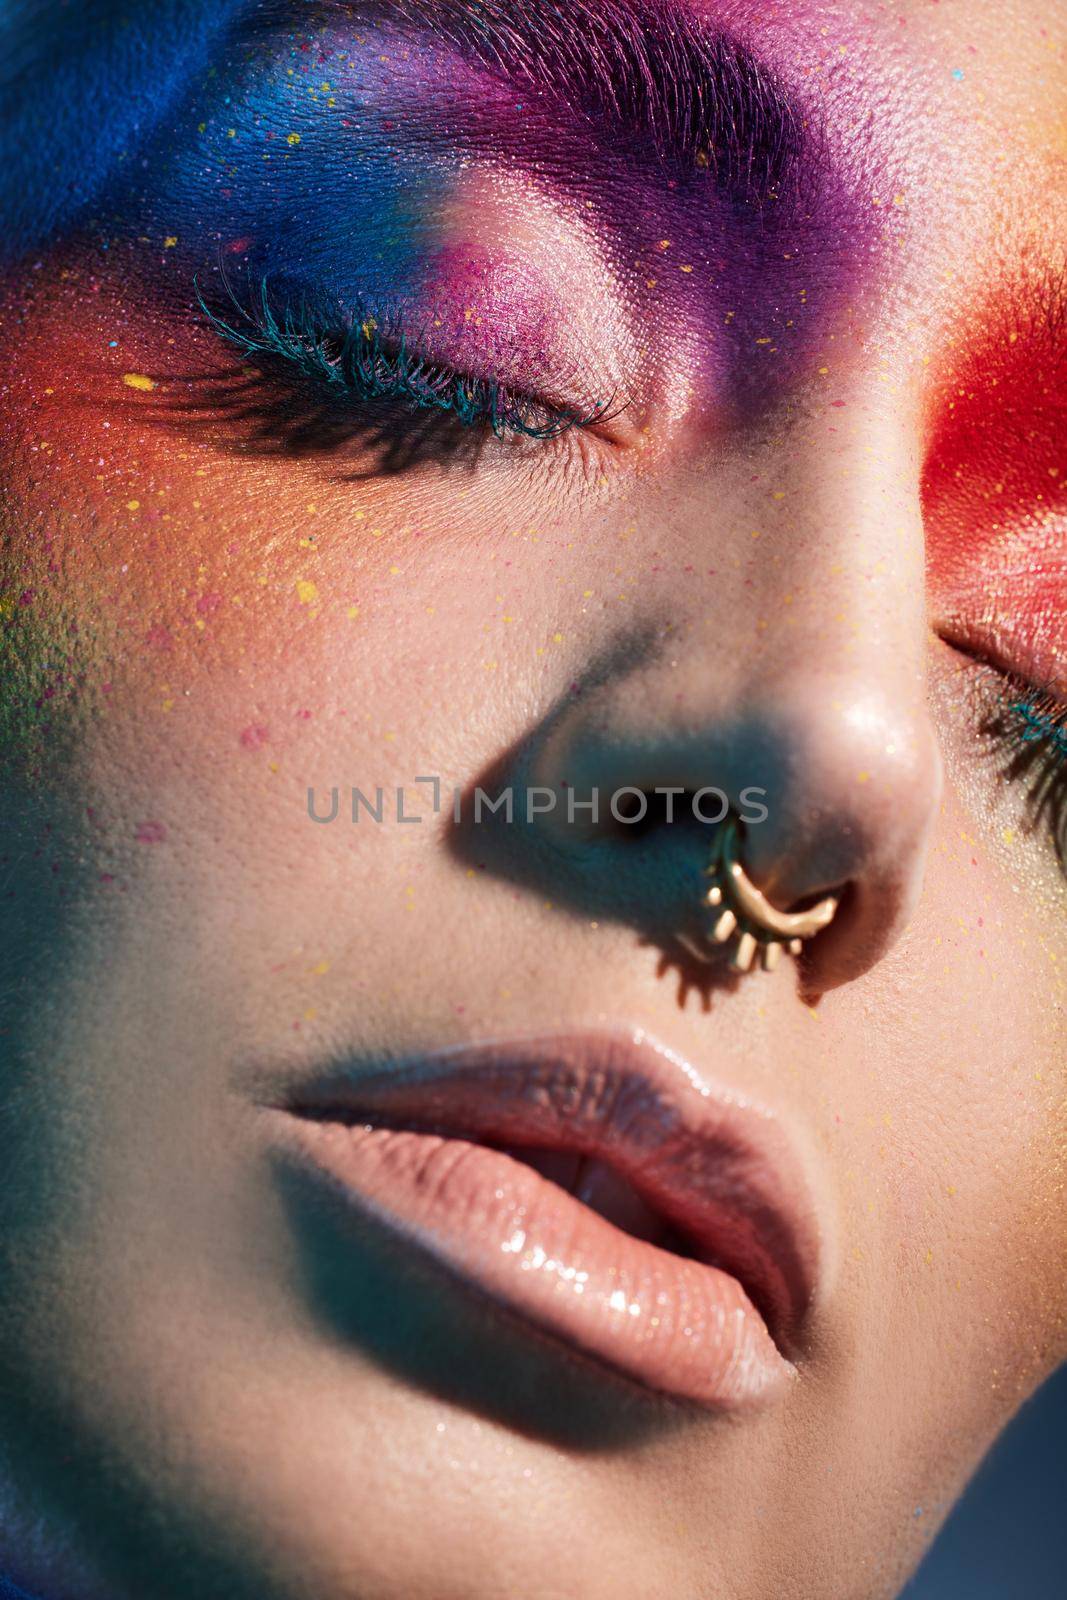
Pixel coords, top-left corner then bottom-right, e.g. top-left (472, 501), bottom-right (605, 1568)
top-left (260, 0), bottom-right (807, 202)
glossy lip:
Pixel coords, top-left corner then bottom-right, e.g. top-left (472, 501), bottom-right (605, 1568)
top-left (264, 1027), bottom-right (823, 1409)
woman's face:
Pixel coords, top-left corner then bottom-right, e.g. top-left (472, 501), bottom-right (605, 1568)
top-left (0, 1), bottom-right (1064, 1597)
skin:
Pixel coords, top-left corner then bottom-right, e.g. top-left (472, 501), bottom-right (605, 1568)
top-left (0, 1), bottom-right (1064, 1597)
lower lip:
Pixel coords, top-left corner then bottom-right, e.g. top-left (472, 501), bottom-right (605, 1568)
top-left (272, 1115), bottom-right (794, 1408)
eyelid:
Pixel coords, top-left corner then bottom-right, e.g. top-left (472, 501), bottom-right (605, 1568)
top-left (935, 613), bottom-right (1066, 705)
top-left (936, 637), bottom-right (1067, 870)
top-left (210, 261), bottom-right (629, 410)
top-left (192, 271), bottom-right (625, 477)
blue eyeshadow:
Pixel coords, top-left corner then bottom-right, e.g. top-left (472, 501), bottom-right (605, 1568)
top-left (100, 24), bottom-right (464, 305)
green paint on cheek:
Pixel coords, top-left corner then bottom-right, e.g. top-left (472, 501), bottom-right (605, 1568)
top-left (0, 484), bottom-right (126, 779)
top-left (0, 586), bottom-right (111, 780)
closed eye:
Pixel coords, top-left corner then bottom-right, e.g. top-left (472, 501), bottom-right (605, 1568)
top-left (944, 637), bottom-right (1067, 871)
top-left (190, 273), bottom-right (620, 473)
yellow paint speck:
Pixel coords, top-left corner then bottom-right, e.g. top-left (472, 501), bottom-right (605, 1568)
top-left (123, 373), bottom-right (156, 392)
top-left (287, 133), bottom-right (301, 146)
top-left (296, 579), bottom-right (319, 605)
top-left (126, 499), bottom-right (140, 511)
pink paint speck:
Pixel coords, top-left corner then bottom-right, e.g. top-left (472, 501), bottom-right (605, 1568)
top-left (240, 723), bottom-right (270, 750)
top-left (135, 820), bottom-right (168, 845)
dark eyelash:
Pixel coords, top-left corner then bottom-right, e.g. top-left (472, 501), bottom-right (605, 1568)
top-left (981, 681), bottom-right (1067, 868)
top-left (195, 274), bottom-right (612, 453)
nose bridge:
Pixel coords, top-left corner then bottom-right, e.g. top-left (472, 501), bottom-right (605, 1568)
top-left (561, 401), bottom-right (932, 758)
top-left (712, 397), bottom-right (929, 681)
top-left (702, 403), bottom-right (939, 927)
top-left (728, 403), bottom-right (936, 829)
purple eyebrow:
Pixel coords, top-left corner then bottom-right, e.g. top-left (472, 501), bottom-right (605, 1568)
top-left (257, 0), bottom-right (809, 204)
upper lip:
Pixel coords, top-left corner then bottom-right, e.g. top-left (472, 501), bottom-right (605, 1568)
top-left (273, 1026), bottom-right (823, 1357)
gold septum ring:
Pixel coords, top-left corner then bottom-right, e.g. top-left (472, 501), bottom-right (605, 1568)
top-left (682, 814), bottom-right (839, 973)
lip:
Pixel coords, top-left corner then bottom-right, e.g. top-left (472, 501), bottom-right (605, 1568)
top-left (265, 1027), bottom-right (822, 1409)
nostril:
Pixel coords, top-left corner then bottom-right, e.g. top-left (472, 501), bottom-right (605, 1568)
top-left (786, 881), bottom-right (852, 917)
top-left (607, 788), bottom-right (661, 837)
top-left (603, 787), bottom-right (732, 840)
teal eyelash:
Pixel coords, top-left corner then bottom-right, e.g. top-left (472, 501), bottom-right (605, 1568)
top-left (1004, 696), bottom-right (1067, 763)
top-left (986, 685), bottom-right (1067, 867)
top-left (196, 276), bottom-right (609, 442)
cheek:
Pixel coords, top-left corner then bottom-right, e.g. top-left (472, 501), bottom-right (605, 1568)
top-left (882, 783), bottom-right (1067, 1372)
top-left (0, 271), bottom-right (427, 785)
top-left (0, 257), bottom-right (578, 758)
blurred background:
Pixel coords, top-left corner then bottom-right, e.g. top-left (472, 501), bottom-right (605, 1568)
top-left (905, 1361), bottom-right (1067, 1598)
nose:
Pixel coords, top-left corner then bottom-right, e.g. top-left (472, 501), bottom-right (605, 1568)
top-left (526, 410), bottom-right (943, 991)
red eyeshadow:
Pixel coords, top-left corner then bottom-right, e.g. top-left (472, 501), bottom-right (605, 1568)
top-left (923, 291), bottom-right (1066, 686)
